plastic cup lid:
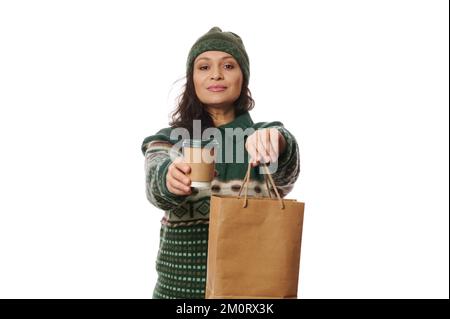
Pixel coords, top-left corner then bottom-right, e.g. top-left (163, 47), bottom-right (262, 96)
top-left (182, 138), bottom-right (219, 149)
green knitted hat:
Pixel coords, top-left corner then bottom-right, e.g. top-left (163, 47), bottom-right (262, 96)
top-left (186, 26), bottom-right (250, 85)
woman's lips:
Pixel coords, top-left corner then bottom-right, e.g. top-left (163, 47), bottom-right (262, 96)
top-left (207, 86), bottom-right (227, 92)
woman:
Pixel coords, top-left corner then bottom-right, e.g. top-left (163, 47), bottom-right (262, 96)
top-left (141, 26), bottom-right (300, 299)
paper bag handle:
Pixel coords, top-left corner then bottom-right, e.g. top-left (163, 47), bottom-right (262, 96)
top-left (238, 162), bottom-right (285, 209)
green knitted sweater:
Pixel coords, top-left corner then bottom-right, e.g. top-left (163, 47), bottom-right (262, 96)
top-left (141, 111), bottom-right (300, 299)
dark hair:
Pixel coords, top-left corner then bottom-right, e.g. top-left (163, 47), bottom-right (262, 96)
top-left (169, 69), bottom-right (255, 135)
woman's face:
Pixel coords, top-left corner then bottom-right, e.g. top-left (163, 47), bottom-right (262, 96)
top-left (193, 51), bottom-right (243, 109)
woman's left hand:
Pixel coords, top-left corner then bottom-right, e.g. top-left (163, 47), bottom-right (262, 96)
top-left (245, 128), bottom-right (286, 167)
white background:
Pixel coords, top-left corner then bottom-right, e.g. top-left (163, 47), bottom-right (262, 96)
top-left (0, 0), bottom-right (448, 299)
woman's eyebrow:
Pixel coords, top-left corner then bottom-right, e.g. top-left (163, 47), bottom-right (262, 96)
top-left (196, 56), bottom-right (235, 62)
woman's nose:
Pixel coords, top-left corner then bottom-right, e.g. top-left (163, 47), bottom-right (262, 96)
top-left (210, 68), bottom-right (223, 80)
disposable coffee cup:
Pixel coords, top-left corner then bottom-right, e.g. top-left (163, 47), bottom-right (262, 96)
top-left (182, 139), bottom-right (218, 189)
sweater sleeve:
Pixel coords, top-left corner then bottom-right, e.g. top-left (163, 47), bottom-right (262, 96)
top-left (142, 131), bottom-right (188, 211)
top-left (253, 122), bottom-right (300, 198)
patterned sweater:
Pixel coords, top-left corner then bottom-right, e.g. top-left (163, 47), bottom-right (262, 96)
top-left (141, 111), bottom-right (300, 299)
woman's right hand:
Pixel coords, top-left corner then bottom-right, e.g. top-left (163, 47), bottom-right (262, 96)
top-left (166, 157), bottom-right (192, 196)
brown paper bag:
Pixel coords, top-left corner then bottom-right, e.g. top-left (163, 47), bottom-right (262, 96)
top-left (206, 164), bottom-right (305, 299)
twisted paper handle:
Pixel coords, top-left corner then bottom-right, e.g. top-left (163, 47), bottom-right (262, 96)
top-left (238, 129), bottom-right (285, 209)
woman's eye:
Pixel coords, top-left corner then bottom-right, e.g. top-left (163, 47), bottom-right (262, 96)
top-left (198, 64), bottom-right (234, 70)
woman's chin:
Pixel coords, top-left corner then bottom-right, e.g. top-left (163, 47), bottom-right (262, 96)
top-left (203, 102), bottom-right (234, 109)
